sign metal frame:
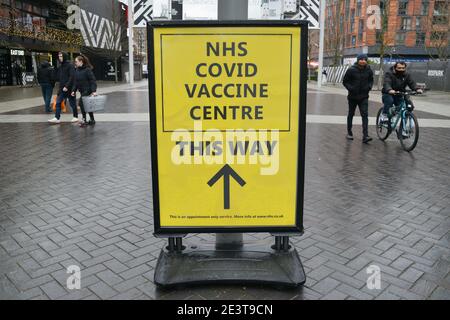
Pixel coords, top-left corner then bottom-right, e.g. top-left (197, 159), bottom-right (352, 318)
top-left (147, 20), bottom-right (308, 235)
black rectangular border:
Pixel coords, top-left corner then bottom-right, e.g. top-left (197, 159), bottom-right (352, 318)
top-left (159, 33), bottom-right (293, 132)
top-left (147, 20), bottom-right (308, 235)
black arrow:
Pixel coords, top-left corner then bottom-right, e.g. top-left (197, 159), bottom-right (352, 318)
top-left (207, 164), bottom-right (246, 210)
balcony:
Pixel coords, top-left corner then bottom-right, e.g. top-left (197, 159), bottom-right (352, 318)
top-left (0, 17), bottom-right (82, 46)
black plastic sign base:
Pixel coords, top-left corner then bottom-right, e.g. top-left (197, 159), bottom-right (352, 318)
top-left (154, 242), bottom-right (306, 288)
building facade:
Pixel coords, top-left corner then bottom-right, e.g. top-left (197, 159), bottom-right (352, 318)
top-left (0, 0), bottom-right (128, 86)
top-left (0, 0), bottom-right (82, 86)
top-left (324, 0), bottom-right (450, 65)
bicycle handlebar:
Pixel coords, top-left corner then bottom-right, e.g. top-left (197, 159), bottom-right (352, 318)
top-left (392, 91), bottom-right (422, 96)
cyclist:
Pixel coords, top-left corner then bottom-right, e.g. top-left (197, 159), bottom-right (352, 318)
top-left (381, 61), bottom-right (422, 122)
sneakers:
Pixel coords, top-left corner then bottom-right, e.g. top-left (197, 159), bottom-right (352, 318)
top-left (48, 118), bottom-right (60, 124)
top-left (71, 117), bottom-right (79, 123)
top-left (79, 119), bottom-right (95, 127)
top-left (346, 133), bottom-right (354, 140)
top-left (380, 113), bottom-right (389, 123)
top-left (362, 136), bottom-right (373, 144)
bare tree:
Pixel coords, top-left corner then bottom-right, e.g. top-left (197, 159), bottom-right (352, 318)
top-left (375, 0), bottom-right (392, 90)
top-left (325, 0), bottom-right (345, 66)
top-left (425, 0), bottom-right (449, 61)
top-left (308, 29), bottom-right (319, 80)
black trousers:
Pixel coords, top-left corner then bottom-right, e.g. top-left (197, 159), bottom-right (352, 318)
top-left (79, 95), bottom-right (94, 121)
top-left (347, 98), bottom-right (369, 137)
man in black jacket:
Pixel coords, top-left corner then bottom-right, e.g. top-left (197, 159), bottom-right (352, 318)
top-left (48, 52), bottom-right (77, 124)
top-left (381, 62), bottom-right (422, 121)
top-left (37, 61), bottom-right (55, 113)
top-left (13, 62), bottom-right (23, 86)
top-left (342, 54), bottom-right (374, 143)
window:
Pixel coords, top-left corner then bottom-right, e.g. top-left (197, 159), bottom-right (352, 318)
top-left (358, 19), bottom-right (364, 41)
top-left (431, 31), bottom-right (446, 41)
top-left (14, 0), bottom-right (22, 9)
top-left (42, 8), bottom-right (48, 17)
top-left (345, 0), bottom-right (350, 18)
top-left (376, 30), bottom-right (382, 44)
top-left (416, 32), bottom-right (426, 45)
top-left (433, 1), bottom-right (449, 24)
top-left (356, 2), bottom-right (361, 16)
top-left (32, 5), bottom-right (41, 15)
top-left (432, 14), bottom-right (448, 25)
top-left (23, 2), bottom-right (32, 12)
top-left (400, 17), bottom-right (411, 30)
top-left (351, 35), bottom-right (356, 46)
top-left (434, 1), bottom-right (448, 16)
top-left (420, 1), bottom-right (429, 15)
top-left (1, 0), bottom-right (11, 6)
top-left (396, 32), bottom-right (406, 44)
top-left (398, 0), bottom-right (408, 15)
top-left (0, 7), bottom-right (9, 19)
top-left (415, 17), bottom-right (422, 30)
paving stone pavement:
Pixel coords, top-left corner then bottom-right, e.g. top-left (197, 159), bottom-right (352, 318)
top-left (0, 89), bottom-right (449, 300)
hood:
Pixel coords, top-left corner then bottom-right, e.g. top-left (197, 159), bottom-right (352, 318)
top-left (60, 52), bottom-right (70, 63)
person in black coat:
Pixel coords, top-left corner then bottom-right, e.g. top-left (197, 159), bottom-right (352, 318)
top-left (342, 54), bottom-right (374, 143)
top-left (37, 61), bottom-right (55, 113)
top-left (13, 62), bottom-right (23, 86)
top-left (381, 62), bottom-right (422, 121)
top-left (48, 52), bottom-right (78, 124)
top-left (71, 55), bottom-right (97, 126)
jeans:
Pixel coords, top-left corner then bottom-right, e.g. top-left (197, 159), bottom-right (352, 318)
top-left (382, 94), bottom-right (403, 114)
top-left (55, 90), bottom-right (77, 120)
top-left (347, 98), bottom-right (369, 137)
top-left (40, 84), bottom-right (53, 112)
top-left (79, 95), bottom-right (94, 122)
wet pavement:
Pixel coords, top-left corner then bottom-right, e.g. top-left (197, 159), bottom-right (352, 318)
top-left (0, 84), bottom-right (449, 300)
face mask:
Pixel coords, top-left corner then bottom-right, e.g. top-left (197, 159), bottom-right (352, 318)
top-left (396, 70), bottom-right (405, 75)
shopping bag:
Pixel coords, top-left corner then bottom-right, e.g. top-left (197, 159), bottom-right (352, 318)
top-left (52, 96), bottom-right (66, 113)
top-left (82, 95), bottom-right (106, 113)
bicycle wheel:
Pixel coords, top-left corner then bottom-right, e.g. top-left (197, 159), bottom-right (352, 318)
top-left (399, 112), bottom-right (419, 152)
top-left (376, 107), bottom-right (390, 141)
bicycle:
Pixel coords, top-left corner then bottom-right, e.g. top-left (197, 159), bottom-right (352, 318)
top-left (375, 91), bottom-right (421, 152)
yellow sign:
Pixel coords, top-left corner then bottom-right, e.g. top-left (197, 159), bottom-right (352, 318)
top-left (149, 23), bottom-right (306, 232)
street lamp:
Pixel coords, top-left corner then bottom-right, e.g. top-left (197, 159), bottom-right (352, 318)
top-left (128, 0), bottom-right (134, 84)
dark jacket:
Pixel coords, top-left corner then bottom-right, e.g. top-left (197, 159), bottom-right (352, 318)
top-left (342, 63), bottom-right (374, 100)
top-left (74, 65), bottom-right (97, 96)
top-left (37, 61), bottom-right (55, 86)
top-left (55, 53), bottom-right (75, 92)
top-left (13, 62), bottom-right (22, 75)
top-left (382, 66), bottom-right (417, 94)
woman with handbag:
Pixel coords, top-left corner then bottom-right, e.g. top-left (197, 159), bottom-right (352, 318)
top-left (71, 55), bottom-right (97, 127)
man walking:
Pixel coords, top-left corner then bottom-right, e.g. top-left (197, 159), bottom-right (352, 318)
top-left (48, 52), bottom-right (77, 124)
top-left (342, 54), bottom-right (374, 143)
top-left (37, 61), bottom-right (55, 113)
top-left (13, 62), bottom-right (23, 86)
